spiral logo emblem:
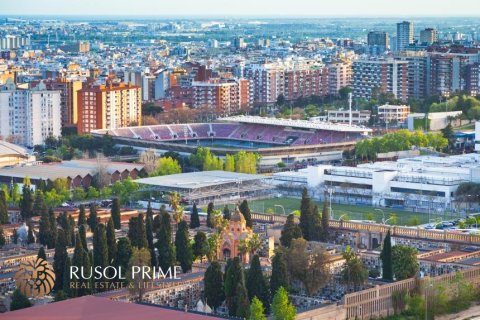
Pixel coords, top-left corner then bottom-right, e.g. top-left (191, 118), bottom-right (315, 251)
top-left (15, 257), bottom-right (56, 298)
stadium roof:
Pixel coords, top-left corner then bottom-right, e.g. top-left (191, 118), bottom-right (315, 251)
top-left (3, 296), bottom-right (221, 320)
top-left (136, 171), bottom-right (268, 191)
top-left (219, 115), bottom-right (373, 133)
top-left (0, 141), bottom-right (28, 157)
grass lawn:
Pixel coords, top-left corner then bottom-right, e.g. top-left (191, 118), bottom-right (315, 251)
top-left (223, 197), bottom-right (460, 226)
top-left (454, 122), bottom-right (475, 131)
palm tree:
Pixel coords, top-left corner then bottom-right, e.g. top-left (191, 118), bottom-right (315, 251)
top-left (238, 238), bottom-right (249, 261)
top-left (248, 233), bottom-right (262, 256)
top-left (211, 210), bottom-right (228, 234)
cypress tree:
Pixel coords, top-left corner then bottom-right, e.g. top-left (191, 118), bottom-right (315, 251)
top-left (0, 190), bottom-right (8, 224)
top-left (72, 233), bottom-right (91, 296)
top-left (235, 283), bottom-right (250, 318)
top-left (33, 189), bottom-right (45, 216)
top-left (321, 197), bottom-right (330, 241)
top-left (37, 246), bottom-right (47, 260)
top-left (175, 220), bottom-right (193, 273)
top-left (93, 224), bottom-right (109, 289)
top-left (308, 205), bottom-right (323, 241)
top-left (27, 222), bottom-right (35, 244)
top-left (48, 208), bottom-right (57, 248)
top-left (146, 202), bottom-right (153, 220)
top-left (0, 227), bottom-right (4, 247)
top-left (192, 231), bottom-right (208, 262)
top-left (146, 215), bottom-right (156, 266)
top-left (299, 188), bottom-right (312, 240)
top-left (155, 211), bottom-right (176, 270)
top-left (111, 197), bottom-right (121, 229)
top-left (280, 214), bottom-right (302, 248)
top-left (38, 208), bottom-right (51, 247)
top-left (224, 257), bottom-right (244, 316)
top-left (380, 230), bottom-right (393, 281)
top-left (136, 213), bottom-right (148, 249)
top-left (9, 289), bottom-right (32, 311)
top-left (53, 229), bottom-right (68, 291)
top-left (190, 203), bottom-right (200, 229)
top-left (20, 185), bottom-right (33, 220)
top-left (87, 204), bottom-right (98, 232)
top-left (270, 251), bottom-right (289, 295)
top-left (127, 217), bottom-right (139, 247)
top-left (79, 224), bottom-right (88, 252)
top-left (204, 261), bottom-right (224, 311)
top-left (77, 204), bottom-right (87, 227)
top-left (223, 205), bottom-right (231, 220)
top-left (206, 202), bottom-right (214, 228)
top-left (246, 255), bottom-right (270, 312)
top-left (63, 256), bottom-right (72, 296)
top-left (239, 200), bottom-right (252, 228)
top-left (106, 218), bottom-right (117, 264)
top-left (115, 237), bottom-right (133, 276)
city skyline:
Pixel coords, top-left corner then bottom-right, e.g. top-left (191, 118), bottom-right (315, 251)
top-left (2, 0), bottom-right (480, 17)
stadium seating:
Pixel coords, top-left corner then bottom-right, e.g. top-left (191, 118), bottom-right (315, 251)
top-left (113, 122), bottom-right (364, 145)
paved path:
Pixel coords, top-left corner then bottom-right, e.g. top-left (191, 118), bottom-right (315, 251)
top-left (436, 304), bottom-right (480, 320)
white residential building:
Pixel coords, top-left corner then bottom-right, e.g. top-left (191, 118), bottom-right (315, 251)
top-left (377, 104), bottom-right (411, 124)
top-left (327, 110), bottom-right (371, 125)
top-left (0, 81), bottom-right (61, 147)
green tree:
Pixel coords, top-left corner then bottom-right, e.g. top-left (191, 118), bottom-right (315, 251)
top-left (299, 188), bottom-right (313, 240)
top-left (235, 282), bottom-right (250, 318)
top-left (280, 214), bottom-right (302, 248)
top-left (224, 257), bottom-right (245, 316)
top-left (0, 190), bottom-right (9, 224)
top-left (321, 199), bottom-right (330, 241)
top-left (392, 245), bottom-right (419, 280)
top-left (155, 211), bottom-right (176, 271)
top-left (10, 289), bottom-right (32, 311)
top-left (175, 220), bottom-right (193, 273)
top-left (190, 203), bottom-right (200, 228)
top-left (53, 229), bottom-right (68, 291)
top-left (341, 246), bottom-right (368, 292)
top-left (239, 200), bottom-right (253, 228)
top-left (115, 237), bottom-right (133, 276)
top-left (146, 215), bottom-right (156, 266)
top-left (126, 248), bottom-right (151, 301)
top-left (78, 224), bottom-right (87, 252)
top-left (246, 255), bottom-right (270, 312)
top-left (20, 185), bottom-right (33, 220)
top-left (270, 250), bottom-right (289, 295)
top-left (204, 261), bottom-right (225, 311)
top-left (48, 208), bottom-right (57, 248)
top-left (27, 222), bottom-right (35, 244)
top-left (249, 297), bottom-right (266, 320)
top-left (206, 202), bottom-right (214, 228)
top-left (380, 230), bottom-right (393, 281)
top-left (223, 205), bottom-right (231, 220)
top-left (111, 197), bottom-right (121, 229)
top-left (78, 204), bottom-right (87, 227)
top-left (0, 227), bottom-right (6, 247)
top-left (72, 233), bottom-right (91, 296)
top-left (87, 204), bottom-right (98, 231)
top-left (93, 223), bottom-right (109, 289)
top-left (271, 287), bottom-right (296, 320)
top-left (151, 156), bottom-right (182, 177)
top-left (38, 208), bottom-right (51, 247)
top-left (225, 154), bottom-right (235, 172)
top-left (192, 231), bottom-right (209, 262)
top-left (106, 218), bottom-right (117, 265)
top-left (135, 213), bottom-right (148, 249)
top-left (37, 246), bottom-right (47, 260)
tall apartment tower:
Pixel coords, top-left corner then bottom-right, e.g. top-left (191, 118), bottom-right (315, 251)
top-left (396, 21), bottom-right (414, 52)
top-left (328, 60), bottom-right (352, 96)
top-left (0, 80), bottom-right (61, 147)
top-left (44, 78), bottom-right (83, 128)
top-left (367, 31), bottom-right (389, 55)
top-left (77, 82), bottom-right (141, 133)
top-left (352, 59), bottom-right (409, 101)
top-left (420, 28), bottom-right (438, 45)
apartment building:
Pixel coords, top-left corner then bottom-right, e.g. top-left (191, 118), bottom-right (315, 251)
top-left (367, 31), bottom-right (389, 55)
top-left (396, 21), bottom-right (414, 52)
top-left (77, 81), bottom-right (141, 133)
top-left (191, 78), bottom-right (252, 114)
top-left (43, 78), bottom-right (83, 127)
top-left (327, 110), bottom-right (371, 124)
top-left (0, 81), bottom-right (61, 147)
top-left (420, 28), bottom-right (438, 45)
top-left (352, 59), bottom-right (409, 101)
top-left (377, 104), bottom-right (411, 124)
top-left (328, 60), bottom-right (352, 96)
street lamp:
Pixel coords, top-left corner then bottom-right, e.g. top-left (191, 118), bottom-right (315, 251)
top-left (327, 188), bottom-right (334, 219)
top-left (338, 214), bottom-right (349, 221)
top-left (274, 204), bottom-right (286, 215)
top-left (383, 217), bottom-right (394, 225)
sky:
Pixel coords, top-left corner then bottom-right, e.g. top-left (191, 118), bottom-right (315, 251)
top-left (1, 0), bottom-right (479, 17)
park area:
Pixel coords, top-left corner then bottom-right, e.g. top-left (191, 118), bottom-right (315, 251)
top-left (222, 197), bottom-right (460, 226)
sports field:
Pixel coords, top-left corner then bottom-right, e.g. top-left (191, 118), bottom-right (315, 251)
top-left (224, 197), bottom-right (460, 226)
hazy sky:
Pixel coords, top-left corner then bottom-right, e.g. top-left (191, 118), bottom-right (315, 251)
top-left (1, 0), bottom-right (479, 16)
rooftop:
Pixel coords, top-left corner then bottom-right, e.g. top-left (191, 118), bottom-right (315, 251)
top-left (2, 296), bottom-right (221, 320)
top-left (136, 170), bottom-right (267, 191)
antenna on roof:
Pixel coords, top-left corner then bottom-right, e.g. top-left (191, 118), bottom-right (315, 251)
top-left (348, 92), bottom-right (353, 126)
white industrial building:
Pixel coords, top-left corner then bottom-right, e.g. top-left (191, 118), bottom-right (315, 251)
top-left (274, 153), bottom-right (480, 212)
top-left (0, 80), bottom-right (61, 147)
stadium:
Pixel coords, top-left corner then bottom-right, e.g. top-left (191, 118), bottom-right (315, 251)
top-left (91, 116), bottom-right (372, 166)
